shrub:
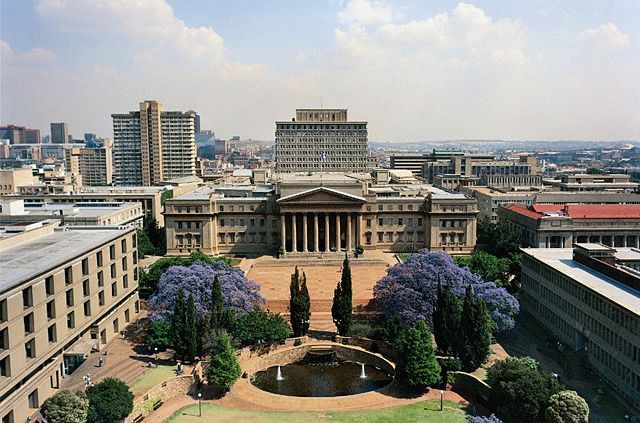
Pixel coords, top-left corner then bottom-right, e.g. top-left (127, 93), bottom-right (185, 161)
top-left (207, 331), bottom-right (241, 391)
top-left (86, 378), bottom-right (134, 423)
top-left (545, 390), bottom-right (589, 423)
top-left (41, 390), bottom-right (89, 423)
top-left (395, 321), bottom-right (441, 388)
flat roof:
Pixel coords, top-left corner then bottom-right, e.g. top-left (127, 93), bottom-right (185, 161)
top-left (0, 228), bottom-right (132, 294)
top-left (522, 248), bottom-right (640, 316)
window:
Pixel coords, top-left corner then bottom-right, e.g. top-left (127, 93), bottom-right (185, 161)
top-left (408, 218), bottom-right (413, 226)
top-left (97, 251), bottom-right (103, 267)
top-left (0, 300), bottom-right (6, 322)
top-left (124, 309), bottom-right (130, 323)
top-left (219, 219), bottom-right (225, 227)
top-left (378, 205), bottom-right (383, 211)
top-left (111, 263), bottom-right (116, 278)
top-left (398, 218), bottom-right (403, 226)
top-left (250, 219), bottom-right (255, 227)
top-left (378, 232), bottom-right (384, 242)
top-left (398, 205), bottom-right (403, 211)
top-left (0, 328), bottom-right (7, 350)
top-left (64, 266), bottom-right (73, 284)
top-left (111, 282), bottom-right (117, 297)
top-left (45, 276), bottom-right (54, 296)
top-left (123, 274), bottom-right (129, 289)
top-left (98, 270), bottom-right (104, 287)
top-left (219, 205), bottom-right (224, 212)
top-left (240, 219), bottom-right (245, 227)
top-left (260, 219), bottom-right (265, 227)
top-left (417, 218), bottom-right (423, 226)
top-left (66, 289), bottom-right (74, 307)
top-left (83, 301), bottom-right (91, 317)
top-left (0, 356), bottom-right (10, 377)
top-left (46, 300), bottom-right (56, 320)
top-left (110, 245), bottom-right (116, 260)
top-left (122, 257), bottom-right (128, 271)
top-left (378, 218), bottom-right (383, 226)
top-left (408, 205), bottom-right (413, 211)
top-left (25, 339), bottom-right (36, 359)
top-left (121, 239), bottom-right (127, 253)
top-left (48, 324), bottom-right (57, 343)
top-left (28, 389), bottom-right (38, 408)
top-left (98, 291), bottom-right (105, 306)
top-left (229, 233), bottom-right (236, 243)
top-left (218, 233), bottom-right (225, 244)
top-left (67, 312), bottom-right (75, 329)
top-left (83, 280), bottom-right (90, 297)
top-left (82, 258), bottom-right (89, 276)
top-left (24, 313), bottom-right (34, 334)
top-left (22, 286), bottom-right (33, 308)
top-left (113, 318), bottom-right (119, 333)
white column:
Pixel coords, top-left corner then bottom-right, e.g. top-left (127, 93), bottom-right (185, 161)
top-left (357, 213), bottom-right (363, 248)
top-left (346, 213), bottom-right (352, 251)
top-left (335, 213), bottom-right (341, 251)
top-left (303, 213), bottom-right (308, 252)
top-left (325, 213), bottom-right (330, 252)
top-left (280, 214), bottom-right (286, 253)
top-left (292, 213), bottom-right (297, 252)
top-left (314, 213), bottom-right (319, 252)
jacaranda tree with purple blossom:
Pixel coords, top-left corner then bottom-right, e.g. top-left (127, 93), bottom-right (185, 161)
top-left (373, 250), bottom-right (519, 333)
top-left (148, 260), bottom-right (265, 321)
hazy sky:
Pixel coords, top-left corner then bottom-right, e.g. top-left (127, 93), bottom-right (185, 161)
top-left (1, 0), bottom-right (639, 142)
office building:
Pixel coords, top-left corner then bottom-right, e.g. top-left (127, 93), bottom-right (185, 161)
top-left (65, 145), bottom-right (113, 186)
top-left (164, 171), bottom-right (478, 256)
top-left (0, 168), bottom-right (35, 196)
top-left (112, 101), bottom-right (196, 186)
top-left (543, 173), bottom-right (639, 193)
top-left (0, 126), bottom-right (40, 145)
top-left (275, 109), bottom-right (368, 173)
top-left (0, 221), bottom-right (140, 423)
top-left (498, 203), bottom-right (640, 248)
top-left (521, 245), bottom-right (640, 410)
top-left (50, 123), bottom-right (69, 144)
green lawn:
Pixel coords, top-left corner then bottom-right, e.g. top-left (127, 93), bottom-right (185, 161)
top-left (165, 400), bottom-right (466, 423)
top-left (130, 365), bottom-right (176, 397)
top-left (595, 391), bottom-right (628, 421)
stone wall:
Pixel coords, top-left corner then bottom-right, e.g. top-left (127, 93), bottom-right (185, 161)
top-left (126, 375), bottom-right (194, 422)
top-left (334, 335), bottom-right (399, 362)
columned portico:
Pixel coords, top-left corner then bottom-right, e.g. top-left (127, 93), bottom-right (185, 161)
top-left (314, 213), bottom-right (319, 252)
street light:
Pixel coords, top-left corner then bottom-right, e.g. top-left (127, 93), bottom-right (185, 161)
top-left (154, 347), bottom-right (158, 367)
top-left (197, 392), bottom-right (202, 417)
top-left (440, 390), bottom-right (444, 411)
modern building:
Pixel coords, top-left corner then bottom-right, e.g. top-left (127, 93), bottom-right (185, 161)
top-left (0, 126), bottom-right (40, 145)
top-left (498, 203), bottom-right (640, 248)
top-left (111, 100), bottom-right (196, 186)
top-left (521, 245), bottom-right (640, 410)
top-left (275, 109), bottom-right (368, 173)
top-left (50, 123), bottom-right (69, 144)
top-left (0, 221), bottom-right (140, 423)
top-left (0, 168), bottom-right (35, 195)
top-left (543, 173), bottom-right (639, 193)
top-left (163, 172), bottom-right (478, 256)
top-left (65, 145), bottom-right (113, 186)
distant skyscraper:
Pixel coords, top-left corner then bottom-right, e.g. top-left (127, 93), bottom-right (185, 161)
top-left (112, 100), bottom-right (196, 186)
top-left (275, 108), bottom-right (368, 173)
top-left (194, 113), bottom-right (201, 134)
top-left (0, 125), bottom-right (40, 144)
top-left (65, 144), bottom-right (113, 186)
top-left (25, 129), bottom-right (40, 144)
top-left (50, 122), bottom-right (69, 144)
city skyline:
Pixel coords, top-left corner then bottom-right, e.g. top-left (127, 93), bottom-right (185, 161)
top-left (1, 0), bottom-right (639, 142)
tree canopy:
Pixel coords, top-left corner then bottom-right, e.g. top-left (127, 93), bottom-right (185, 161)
top-left (332, 256), bottom-right (353, 336)
top-left (41, 390), bottom-right (89, 423)
top-left (207, 331), bottom-right (241, 391)
top-left (86, 378), bottom-right (134, 423)
top-left (395, 320), bottom-right (441, 388)
top-left (148, 260), bottom-right (264, 320)
top-left (290, 267), bottom-right (311, 337)
top-left (374, 250), bottom-right (519, 332)
top-left (545, 390), bottom-right (589, 423)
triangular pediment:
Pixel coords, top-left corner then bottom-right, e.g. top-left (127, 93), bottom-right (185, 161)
top-left (277, 187), bottom-right (366, 204)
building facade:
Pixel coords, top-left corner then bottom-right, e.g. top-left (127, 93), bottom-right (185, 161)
top-left (65, 145), bottom-right (113, 186)
top-left (543, 173), bottom-right (639, 192)
top-left (112, 101), bottom-right (196, 186)
top-left (164, 173), bottom-right (478, 256)
top-left (521, 245), bottom-right (640, 410)
top-left (0, 168), bottom-right (34, 196)
top-left (275, 109), bottom-right (368, 173)
top-left (50, 123), bottom-right (69, 144)
top-left (498, 203), bottom-right (640, 249)
top-left (0, 222), bottom-right (140, 423)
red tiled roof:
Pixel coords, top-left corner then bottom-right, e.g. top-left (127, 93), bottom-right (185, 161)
top-left (503, 203), bottom-right (543, 219)
top-left (530, 204), bottom-right (563, 213)
top-left (564, 204), bottom-right (640, 219)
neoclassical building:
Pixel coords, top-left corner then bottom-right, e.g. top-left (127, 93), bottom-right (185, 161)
top-left (164, 172), bottom-right (478, 256)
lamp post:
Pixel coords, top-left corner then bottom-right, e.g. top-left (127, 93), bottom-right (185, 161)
top-left (154, 347), bottom-right (158, 367)
top-left (197, 392), bottom-right (202, 417)
top-left (440, 390), bottom-right (444, 411)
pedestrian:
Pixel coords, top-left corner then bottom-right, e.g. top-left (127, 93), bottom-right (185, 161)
top-left (98, 356), bottom-right (103, 368)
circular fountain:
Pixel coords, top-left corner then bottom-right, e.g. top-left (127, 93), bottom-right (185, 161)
top-left (250, 344), bottom-right (394, 397)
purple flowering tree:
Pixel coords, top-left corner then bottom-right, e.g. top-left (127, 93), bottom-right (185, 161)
top-left (148, 261), bottom-right (265, 321)
top-left (374, 250), bottom-right (519, 332)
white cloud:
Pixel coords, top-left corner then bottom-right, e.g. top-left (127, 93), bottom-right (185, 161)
top-left (1, 40), bottom-right (14, 56)
top-left (19, 48), bottom-right (56, 62)
top-left (337, 0), bottom-right (399, 25)
top-left (575, 23), bottom-right (629, 52)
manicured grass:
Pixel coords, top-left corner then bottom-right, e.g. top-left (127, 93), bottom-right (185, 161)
top-left (130, 365), bottom-right (177, 397)
top-left (165, 400), bottom-right (466, 423)
top-left (595, 391), bottom-right (628, 421)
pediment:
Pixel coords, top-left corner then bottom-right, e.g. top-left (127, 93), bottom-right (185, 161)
top-left (277, 187), bottom-right (366, 204)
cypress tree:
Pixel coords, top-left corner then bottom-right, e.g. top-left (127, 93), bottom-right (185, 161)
top-left (396, 321), bottom-right (441, 388)
top-left (207, 331), bottom-right (241, 391)
top-left (433, 281), bottom-right (447, 354)
top-left (289, 267), bottom-right (302, 336)
top-left (458, 286), bottom-right (493, 371)
top-left (299, 272), bottom-right (311, 336)
top-left (185, 294), bottom-right (198, 362)
top-left (210, 275), bottom-right (224, 330)
top-left (332, 255), bottom-right (352, 336)
top-left (171, 289), bottom-right (186, 358)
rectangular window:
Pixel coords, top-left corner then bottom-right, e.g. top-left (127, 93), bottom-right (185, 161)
top-left (408, 205), bottom-right (413, 211)
top-left (98, 291), bottom-right (105, 306)
top-left (219, 205), bottom-right (224, 212)
top-left (0, 300), bottom-right (6, 323)
top-left (0, 356), bottom-right (10, 377)
top-left (45, 276), bottom-right (54, 296)
top-left (65, 289), bottom-right (74, 307)
top-left (417, 218), bottom-right (423, 226)
top-left (82, 258), bottom-right (89, 276)
top-left (110, 245), bottom-right (116, 260)
top-left (124, 309), bottom-right (130, 323)
top-left (24, 313), bottom-right (34, 334)
top-left (25, 339), bottom-right (36, 359)
top-left (240, 219), bottom-right (245, 227)
top-left (48, 324), bottom-right (57, 343)
top-left (28, 389), bottom-right (38, 408)
top-left (0, 328), bottom-right (7, 350)
top-left (64, 266), bottom-right (73, 284)
top-left (122, 257), bottom-right (128, 271)
top-left (408, 218), bottom-right (413, 226)
top-left (378, 218), bottom-right (383, 226)
top-left (113, 318), bottom-right (119, 333)
top-left (97, 251), bottom-right (103, 267)
top-left (398, 218), bottom-right (403, 226)
top-left (366, 219), bottom-right (371, 227)
top-left (46, 300), bottom-right (56, 320)
top-left (250, 219), bottom-right (255, 227)
top-left (111, 263), bottom-right (116, 278)
top-left (121, 239), bottom-right (127, 253)
top-left (123, 275), bottom-right (129, 289)
top-left (83, 301), bottom-right (91, 317)
top-left (67, 312), bottom-right (75, 329)
top-left (22, 287), bottom-right (33, 308)
top-left (378, 232), bottom-right (384, 242)
top-left (229, 233), bottom-right (236, 243)
top-left (83, 280), bottom-right (90, 297)
top-left (111, 282), bottom-right (117, 297)
top-left (218, 233), bottom-right (225, 244)
top-left (98, 270), bottom-right (104, 287)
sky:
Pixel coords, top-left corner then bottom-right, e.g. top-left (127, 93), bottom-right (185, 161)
top-left (1, 0), bottom-right (639, 142)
